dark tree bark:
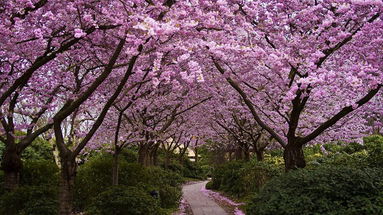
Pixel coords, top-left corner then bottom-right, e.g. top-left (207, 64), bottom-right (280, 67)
top-left (243, 143), bottom-right (250, 161)
top-left (255, 150), bottom-right (264, 161)
top-left (234, 146), bottom-right (243, 160)
top-left (1, 143), bottom-right (22, 191)
top-left (283, 143), bottom-right (306, 170)
top-left (138, 144), bottom-right (150, 166)
top-left (150, 143), bottom-right (159, 166)
top-left (112, 151), bottom-right (120, 186)
top-left (58, 157), bottom-right (76, 215)
top-left (194, 147), bottom-right (198, 163)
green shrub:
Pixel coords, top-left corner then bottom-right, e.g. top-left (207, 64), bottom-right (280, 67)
top-left (74, 154), bottom-right (148, 210)
top-left (0, 170), bottom-right (4, 195)
top-left (164, 160), bottom-right (184, 175)
top-left (21, 159), bottom-right (59, 186)
top-left (242, 159), bottom-right (283, 193)
top-left (0, 137), bottom-right (54, 162)
top-left (201, 164), bottom-right (213, 177)
top-left (210, 161), bottom-right (245, 197)
top-left (181, 158), bottom-right (205, 179)
top-left (21, 139), bottom-right (54, 161)
top-left (246, 166), bottom-right (383, 215)
top-left (121, 149), bottom-right (138, 163)
top-left (145, 166), bottom-right (184, 187)
top-left (364, 135), bottom-right (383, 167)
top-left (159, 185), bottom-right (182, 208)
top-left (205, 181), bottom-right (214, 190)
top-left (312, 150), bottom-right (368, 168)
top-left (0, 185), bottom-right (58, 215)
top-left (87, 186), bottom-right (161, 215)
top-left (75, 153), bottom-right (183, 210)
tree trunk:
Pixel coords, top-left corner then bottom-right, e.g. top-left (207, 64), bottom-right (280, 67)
top-left (283, 144), bottom-right (306, 171)
top-left (235, 146), bottom-right (243, 160)
top-left (112, 153), bottom-right (119, 186)
top-left (164, 151), bottom-right (171, 168)
top-left (255, 150), bottom-right (264, 161)
top-left (194, 148), bottom-right (198, 163)
top-left (58, 159), bottom-right (76, 215)
top-left (150, 144), bottom-right (159, 166)
top-left (138, 144), bottom-right (149, 166)
top-left (243, 145), bottom-right (250, 161)
top-left (1, 144), bottom-right (22, 191)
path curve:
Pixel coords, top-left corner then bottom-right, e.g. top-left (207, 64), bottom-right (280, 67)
top-left (182, 181), bottom-right (228, 215)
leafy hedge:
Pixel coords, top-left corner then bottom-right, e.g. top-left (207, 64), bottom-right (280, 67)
top-left (208, 158), bottom-right (282, 198)
top-left (246, 166), bottom-right (383, 215)
top-left (0, 185), bottom-right (58, 215)
top-left (74, 153), bottom-right (183, 211)
top-left (21, 159), bottom-right (59, 186)
top-left (159, 185), bottom-right (182, 208)
top-left (87, 186), bottom-right (162, 215)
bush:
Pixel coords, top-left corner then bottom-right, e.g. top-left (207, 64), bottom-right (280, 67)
top-left (212, 158), bottom-right (283, 198)
top-left (181, 158), bottom-right (205, 179)
top-left (0, 137), bottom-right (54, 163)
top-left (312, 150), bottom-right (368, 168)
top-left (205, 181), bottom-right (214, 190)
top-left (21, 159), bottom-right (59, 186)
top-left (0, 185), bottom-right (58, 215)
top-left (75, 153), bottom-right (183, 210)
top-left (159, 185), bottom-right (182, 208)
top-left (242, 159), bottom-right (283, 193)
top-left (120, 149), bottom-right (138, 163)
top-left (210, 161), bottom-right (245, 196)
top-left (21, 138), bottom-right (55, 161)
top-left (364, 135), bottom-right (383, 167)
top-left (0, 170), bottom-right (4, 195)
top-left (87, 186), bottom-right (161, 215)
top-left (246, 166), bottom-right (383, 215)
top-left (145, 166), bottom-right (184, 187)
top-left (164, 160), bottom-right (184, 175)
top-left (74, 154), bottom-right (147, 210)
top-left (201, 164), bottom-right (213, 177)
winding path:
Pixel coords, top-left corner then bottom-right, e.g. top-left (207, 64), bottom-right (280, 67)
top-left (182, 181), bottom-right (228, 215)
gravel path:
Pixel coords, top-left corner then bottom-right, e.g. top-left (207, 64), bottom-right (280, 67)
top-left (182, 181), bottom-right (228, 215)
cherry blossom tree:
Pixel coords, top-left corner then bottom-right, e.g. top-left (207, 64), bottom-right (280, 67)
top-left (181, 0), bottom-right (383, 170)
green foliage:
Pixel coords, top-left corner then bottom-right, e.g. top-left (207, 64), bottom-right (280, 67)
top-left (74, 153), bottom-right (183, 211)
top-left (87, 186), bottom-right (162, 215)
top-left (246, 166), bottom-right (383, 215)
top-left (164, 160), bottom-right (184, 175)
top-left (145, 166), bottom-right (184, 187)
top-left (209, 161), bottom-right (246, 197)
top-left (0, 142), bottom-right (4, 160)
top-left (0, 185), bottom-right (58, 215)
top-left (205, 180), bottom-right (214, 190)
top-left (0, 170), bottom-right (4, 195)
top-left (364, 135), bottom-right (383, 167)
top-left (241, 158), bottom-right (283, 193)
top-left (74, 153), bottom-right (147, 209)
top-left (21, 138), bottom-right (54, 161)
top-left (180, 158), bottom-right (205, 179)
top-left (159, 185), bottom-right (182, 208)
top-left (20, 159), bottom-right (59, 186)
top-left (209, 156), bottom-right (283, 198)
top-left (311, 150), bottom-right (368, 168)
top-left (200, 164), bottom-right (213, 177)
top-left (323, 141), bottom-right (366, 155)
top-left (162, 155), bottom-right (206, 180)
top-left (120, 148), bottom-right (139, 163)
top-left (0, 137), bottom-right (54, 162)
